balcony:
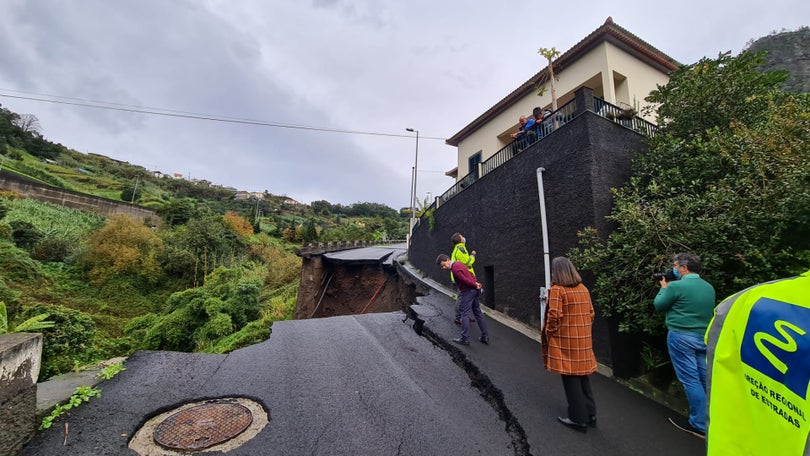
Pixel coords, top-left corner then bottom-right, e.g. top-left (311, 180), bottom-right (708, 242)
top-left (432, 87), bottom-right (657, 212)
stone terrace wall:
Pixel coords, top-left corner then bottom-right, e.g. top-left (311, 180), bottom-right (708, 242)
top-left (408, 111), bottom-right (647, 373)
top-left (0, 171), bottom-right (160, 226)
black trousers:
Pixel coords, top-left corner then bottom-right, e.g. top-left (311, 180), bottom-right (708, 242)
top-left (561, 374), bottom-right (596, 424)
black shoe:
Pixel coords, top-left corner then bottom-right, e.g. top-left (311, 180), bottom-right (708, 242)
top-left (587, 416), bottom-right (596, 427)
top-left (454, 318), bottom-right (461, 325)
top-left (452, 338), bottom-right (470, 346)
top-left (479, 335), bottom-right (489, 344)
top-left (557, 417), bottom-right (587, 433)
top-left (668, 416), bottom-right (705, 439)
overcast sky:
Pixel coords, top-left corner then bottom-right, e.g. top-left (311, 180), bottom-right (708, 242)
top-left (0, 1), bottom-right (807, 209)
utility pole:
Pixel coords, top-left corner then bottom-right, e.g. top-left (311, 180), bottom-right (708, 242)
top-left (130, 176), bottom-right (140, 204)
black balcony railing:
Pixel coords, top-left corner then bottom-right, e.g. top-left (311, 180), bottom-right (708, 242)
top-left (431, 94), bottom-right (656, 214)
top-left (593, 98), bottom-right (657, 137)
top-left (481, 100), bottom-right (578, 176)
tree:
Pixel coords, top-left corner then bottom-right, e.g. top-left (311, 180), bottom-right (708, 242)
top-left (157, 198), bottom-right (197, 226)
top-left (12, 114), bottom-right (41, 135)
top-left (301, 219), bottom-right (318, 243)
top-left (120, 184), bottom-right (142, 203)
top-left (84, 215), bottom-right (164, 285)
top-left (569, 50), bottom-right (809, 335)
top-left (223, 211), bottom-right (254, 238)
top-left (537, 47), bottom-right (561, 112)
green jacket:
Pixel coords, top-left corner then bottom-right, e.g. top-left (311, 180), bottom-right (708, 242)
top-left (653, 273), bottom-right (716, 334)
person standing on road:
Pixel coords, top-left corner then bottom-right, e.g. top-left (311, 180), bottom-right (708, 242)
top-left (653, 252), bottom-right (716, 439)
top-left (437, 254), bottom-right (489, 346)
top-left (450, 232), bottom-right (477, 325)
top-left (542, 256), bottom-right (598, 433)
top-left (705, 269), bottom-right (810, 455)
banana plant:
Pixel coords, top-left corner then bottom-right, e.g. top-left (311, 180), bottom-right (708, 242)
top-left (0, 301), bottom-right (55, 335)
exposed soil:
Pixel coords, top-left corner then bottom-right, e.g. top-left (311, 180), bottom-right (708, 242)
top-left (296, 256), bottom-right (417, 319)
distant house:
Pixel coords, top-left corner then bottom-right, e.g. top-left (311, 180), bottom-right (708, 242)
top-left (234, 191), bottom-right (252, 201)
top-left (445, 17), bottom-right (678, 181)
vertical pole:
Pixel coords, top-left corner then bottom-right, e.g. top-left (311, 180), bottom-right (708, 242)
top-left (536, 167), bottom-right (551, 334)
top-left (406, 129), bottom-right (419, 248)
top-left (412, 130), bottom-right (419, 223)
top-left (130, 176), bottom-right (139, 204)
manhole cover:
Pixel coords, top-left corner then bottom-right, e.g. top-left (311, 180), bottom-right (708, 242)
top-left (153, 402), bottom-right (253, 451)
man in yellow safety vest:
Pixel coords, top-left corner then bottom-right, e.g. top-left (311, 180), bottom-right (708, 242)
top-left (705, 269), bottom-right (810, 455)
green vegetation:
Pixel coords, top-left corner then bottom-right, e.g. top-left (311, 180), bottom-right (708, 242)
top-left (569, 50), bottom-right (810, 335)
top-left (1, 102), bottom-right (408, 380)
top-left (97, 361), bottom-right (126, 380)
top-left (40, 385), bottom-right (101, 430)
top-left (0, 301), bottom-right (54, 334)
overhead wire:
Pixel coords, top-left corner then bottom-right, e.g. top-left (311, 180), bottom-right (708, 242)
top-left (0, 89), bottom-right (447, 141)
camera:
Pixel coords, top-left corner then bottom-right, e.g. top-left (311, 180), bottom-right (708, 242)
top-left (652, 269), bottom-right (679, 283)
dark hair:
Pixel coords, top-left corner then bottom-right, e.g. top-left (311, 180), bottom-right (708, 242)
top-left (674, 253), bottom-right (702, 273)
top-left (436, 254), bottom-right (450, 265)
top-left (532, 107), bottom-right (542, 118)
top-left (450, 232), bottom-right (464, 244)
top-left (550, 256), bottom-right (582, 287)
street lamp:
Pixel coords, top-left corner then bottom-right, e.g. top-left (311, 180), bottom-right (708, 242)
top-left (406, 128), bottom-right (419, 246)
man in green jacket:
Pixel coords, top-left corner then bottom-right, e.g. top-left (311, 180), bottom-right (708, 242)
top-left (653, 252), bottom-right (716, 438)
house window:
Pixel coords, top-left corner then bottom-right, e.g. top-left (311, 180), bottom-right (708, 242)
top-left (468, 151), bottom-right (482, 179)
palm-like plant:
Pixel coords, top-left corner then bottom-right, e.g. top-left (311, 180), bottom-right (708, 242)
top-left (0, 301), bottom-right (55, 335)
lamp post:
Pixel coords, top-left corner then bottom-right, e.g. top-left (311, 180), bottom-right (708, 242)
top-left (406, 128), bottom-right (419, 247)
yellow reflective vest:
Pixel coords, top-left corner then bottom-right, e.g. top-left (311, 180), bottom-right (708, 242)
top-left (450, 243), bottom-right (475, 283)
top-left (706, 270), bottom-right (810, 455)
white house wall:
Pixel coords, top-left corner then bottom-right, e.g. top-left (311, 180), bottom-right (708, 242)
top-left (454, 41), bottom-right (670, 179)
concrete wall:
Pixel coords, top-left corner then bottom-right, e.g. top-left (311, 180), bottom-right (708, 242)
top-left (0, 171), bottom-right (160, 226)
top-left (409, 109), bottom-right (647, 373)
top-left (0, 333), bottom-right (43, 456)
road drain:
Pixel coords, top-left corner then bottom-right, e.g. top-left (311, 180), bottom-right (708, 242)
top-left (129, 397), bottom-right (268, 455)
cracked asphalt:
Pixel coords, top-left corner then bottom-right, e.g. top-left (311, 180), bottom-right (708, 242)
top-left (22, 313), bottom-right (513, 456)
top-left (22, 250), bottom-right (706, 455)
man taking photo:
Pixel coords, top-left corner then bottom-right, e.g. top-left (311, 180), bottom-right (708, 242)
top-left (653, 252), bottom-right (716, 438)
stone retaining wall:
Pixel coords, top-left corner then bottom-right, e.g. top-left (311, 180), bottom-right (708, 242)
top-left (0, 333), bottom-right (43, 456)
top-left (0, 171), bottom-right (160, 226)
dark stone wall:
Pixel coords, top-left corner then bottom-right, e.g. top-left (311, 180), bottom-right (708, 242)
top-left (409, 112), bottom-right (647, 369)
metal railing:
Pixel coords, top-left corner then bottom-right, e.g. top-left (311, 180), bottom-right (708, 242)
top-left (433, 96), bottom-right (657, 210)
top-left (481, 100), bottom-right (577, 176)
top-left (296, 239), bottom-right (406, 256)
top-left (593, 98), bottom-right (657, 137)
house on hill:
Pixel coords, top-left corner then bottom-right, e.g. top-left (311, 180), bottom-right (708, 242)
top-left (409, 18), bottom-right (680, 376)
top-left (445, 17), bottom-right (678, 182)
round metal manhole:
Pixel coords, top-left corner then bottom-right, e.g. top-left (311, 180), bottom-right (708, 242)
top-left (152, 402), bottom-right (253, 451)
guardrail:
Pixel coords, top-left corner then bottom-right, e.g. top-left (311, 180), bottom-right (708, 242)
top-left (296, 239), bottom-right (406, 257)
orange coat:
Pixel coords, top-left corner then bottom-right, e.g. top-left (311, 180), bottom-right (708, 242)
top-left (542, 283), bottom-right (597, 376)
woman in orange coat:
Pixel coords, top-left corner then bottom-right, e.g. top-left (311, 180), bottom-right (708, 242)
top-left (542, 256), bottom-right (598, 433)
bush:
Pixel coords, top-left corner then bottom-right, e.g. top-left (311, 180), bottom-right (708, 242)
top-left (21, 304), bottom-right (96, 379)
top-left (32, 237), bottom-right (74, 263)
top-left (10, 220), bottom-right (43, 251)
